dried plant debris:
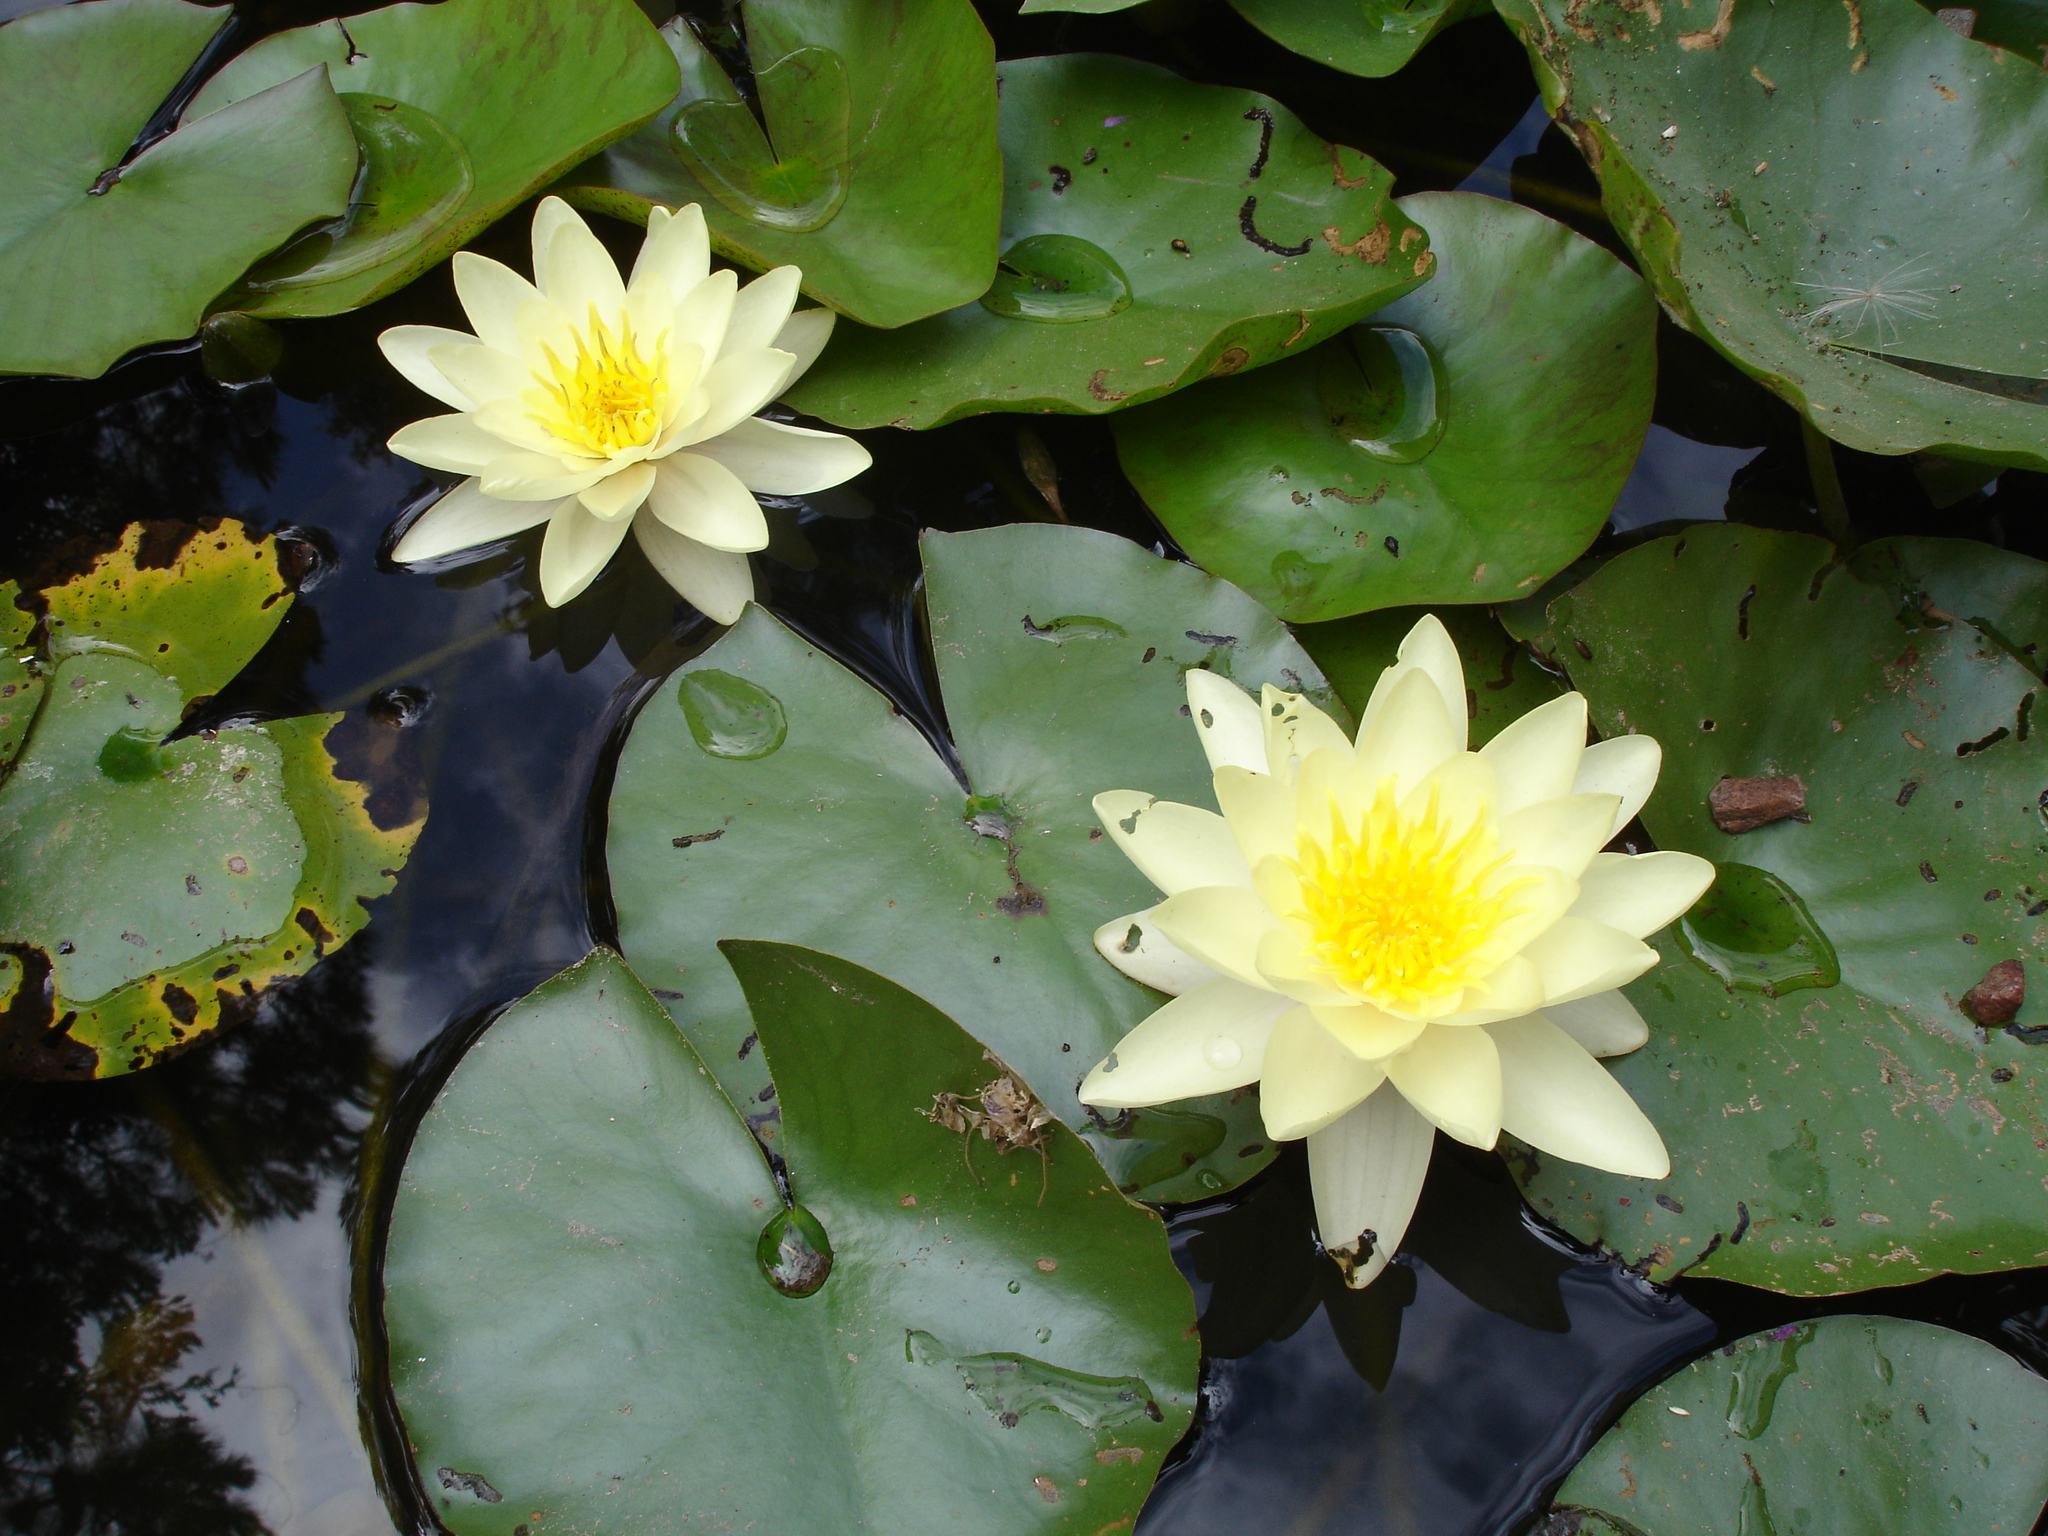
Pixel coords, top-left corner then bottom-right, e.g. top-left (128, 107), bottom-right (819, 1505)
top-left (1708, 774), bottom-right (1808, 834)
top-left (928, 1050), bottom-right (1057, 1201)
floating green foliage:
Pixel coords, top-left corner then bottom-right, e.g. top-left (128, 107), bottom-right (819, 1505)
top-left (558, 0), bottom-right (1001, 330)
top-left (0, 0), bottom-right (357, 378)
top-left (188, 0), bottom-right (679, 320)
top-left (0, 523), bottom-right (422, 1078)
top-left (1508, 525), bottom-right (2048, 1291)
top-left (384, 945), bottom-right (1197, 1534)
top-left (1495, 0), bottom-right (2048, 469)
top-left (785, 52), bottom-right (1430, 428)
top-left (1552, 1317), bottom-right (2048, 1534)
top-left (608, 524), bottom-right (1345, 1200)
top-left (1228, 0), bottom-right (1485, 78)
top-left (1115, 191), bottom-right (1654, 621)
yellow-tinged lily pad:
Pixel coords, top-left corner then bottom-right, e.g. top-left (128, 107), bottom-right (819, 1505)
top-left (0, 522), bottom-right (423, 1078)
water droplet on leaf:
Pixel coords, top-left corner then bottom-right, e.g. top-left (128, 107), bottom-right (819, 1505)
top-left (672, 47), bottom-right (851, 232)
top-left (679, 670), bottom-right (787, 759)
top-left (1316, 324), bottom-right (1448, 464)
top-left (756, 1204), bottom-right (833, 1298)
top-left (1676, 864), bottom-right (1840, 996)
top-left (980, 234), bottom-right (1134, 324)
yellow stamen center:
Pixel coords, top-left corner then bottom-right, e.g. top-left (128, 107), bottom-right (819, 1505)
top-left (528, 307), bottom-right (667, 457)
top-left (1293, 778), bottom-right (1530, 1010)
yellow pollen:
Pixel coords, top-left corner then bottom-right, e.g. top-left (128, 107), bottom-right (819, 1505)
top-left (528, 307), bottom-right (667, 457)
top-left (1292, 778), bottom-right (1531, 1010)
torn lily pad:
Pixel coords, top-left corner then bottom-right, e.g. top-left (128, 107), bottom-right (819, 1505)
top-left (0, 522), bottom-right (423, 1078)
top-left (784, 52), bottom-right (1430, 429)
top-left (384, 945), bottom-right (1195, 1534)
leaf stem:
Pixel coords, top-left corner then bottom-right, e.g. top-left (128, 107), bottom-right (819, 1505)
top-left (1801, 417), bottom-right (1854, 549)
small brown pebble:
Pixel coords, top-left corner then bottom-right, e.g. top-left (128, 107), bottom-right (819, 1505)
top-left (1709, 774), bottom-right (1808, 833)
top-left (1961, 959), bottom-right (2025, 1028)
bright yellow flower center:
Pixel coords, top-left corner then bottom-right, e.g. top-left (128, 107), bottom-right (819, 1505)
top-left (529, 308), bottom-right (667, 457)
top-left (1293, 778), bottom-right (1530, 1010)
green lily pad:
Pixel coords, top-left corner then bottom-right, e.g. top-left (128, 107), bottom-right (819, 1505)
top-left (186, 0), bottom-right (679, 320)
top-left (1957, 0), bottom-right (2048, 63)
top-left (1227, 0), bottom-right (1486, 78)
top-left (1494, 0), bottom-right (2048, 469)
top-left (1550, 1317), bottom-right (2048, 1535)
top-left (0, 0), bottom-right (357, 378)
top-left (0, 523), bottom-right (422, 1078)
top-left (607, 523), bottom-right (1342, 1200)
top-left (783, 52), bottom-right (1432, 429)
top-left (384, 944), bottom-right (1197, 1535)
top-left (557, 0), bottom-right (1001, 330)
top-left (1114, 191), bottom-right (1653, 622)
top-left (1504, 524), bottom-right (2048, 1291)
top-left (0, 585), bottom-right (43, 767)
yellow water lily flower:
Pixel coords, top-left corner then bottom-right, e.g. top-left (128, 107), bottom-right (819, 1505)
top-left (1080, 615), bottom-right (1713, 1288)
top-left (377, 196), bottom-right (869, 621)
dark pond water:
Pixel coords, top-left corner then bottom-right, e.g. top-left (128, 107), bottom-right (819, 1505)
top-left (6, 3), bottom-right (2048, 1534)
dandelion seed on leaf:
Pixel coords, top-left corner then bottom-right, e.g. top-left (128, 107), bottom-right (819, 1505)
top-left (1078, 616), bottom-right (1715, 1288)
top-left (376, 197), bottom-right (870, 621)
top-left (1795, 256), bottom-right (1940, 349)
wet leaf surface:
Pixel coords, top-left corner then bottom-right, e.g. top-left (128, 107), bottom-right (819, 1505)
top-left (384, 944), bottom-right (1196, 1535)
top-left (1511, 525), bottom-right (2048, 1291)
top-left (560, 0), bottom-right (1001, 329)
top-left (188, 0), bottom-right (678, 319)
top-left (0, 0), bottom-right (357, 377)
top-left (1227, 0), bottom-right (1485, 79)
top-left (1551, 1316), bottom-right (2048, 1534)
top-left (1115, 191), bottom-right (1652, 620)
top-left (607, 524), bottom-right (1341, 1199)
top-left (1495, 0), bottom-right (2048, 468)
top-left (0, 523), bottom-right (421, 1077)
top-left (784, 52), bottom-right (1430, 428)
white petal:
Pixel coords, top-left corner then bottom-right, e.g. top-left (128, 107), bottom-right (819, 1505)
top-left (1574, 734), bottom-right (1662, 836)
top-left (632, 515), bottom-right (754, 623)
top-left (1260, 1007), bottom-right (1388, 1141)
top-left (1384, 1022), bottom-right (1502, 1149)
top-left (1077, 979), bottom-right (1289, 1108)
top-left (671, 346), bottom-right (799, 446)
top-left (644, 454), bottom-right (771, 552)
top-left (724, 265), bottom-right (803, 356)
top-left (1522, 916), bottom-right (1658, 1005)
top-left (536, 201), bottom-right (626, 314)
top-left (1487, 1013), bottom-right (1669, 1177)
top-left (528, 196), bottom-right (584, 283)
top-left (689, 416), bottom-right (870, 495)
top-left (378, 325), bottom-right (483, 410)
top-left (537, 501), bottom-right (631, 607)
top-left (391, 480), bottom-right (561, 563)
top-left (1092, 792), bottom-right (1252, 896)
top-left (1262, 686), bottom-right (1353, 777)
top-left (629, 202), bottom-right (711, 303)
top-left (386, 414), bottom-right (508, 475)
top-left (1093, 906), bottom-right (1220, 996)
top-left (577, 460), bottom-right (656, 521)
top-left (1544, 991), bottom-right (1650, 1058)
top-left (1495, 792), bottom-right (1623, 878)
top-left (1306, 1085), bottom-right (1436, 1290)
top-left (1569, 851), bottom-right (1715, 939)
top-left (1152, 886), bottom-right (1284, 989)
top-left (1353, 666), bottom-right (1461, 796)
top-left (1480, 692), bottom-right (1588, 816)
top-left (673, 267), bottom-right (738, 361)
top-left (1307, 1001), bottom-right (1429, 1061)
top-left (1185, 670), bottom-right (1266, 774)
top-left (451, 251), bottom-right (542, 356)
top-left (428, 342), bottom-right (534, 413)
top-left (479, 451), bottom-right (612, 501)
top-left (1356, 613), bottom-right (1468, 753)
top-left (1211, 765), bottom-right (1297, 865)
top-left (773, 306), bottom-right (837, 386)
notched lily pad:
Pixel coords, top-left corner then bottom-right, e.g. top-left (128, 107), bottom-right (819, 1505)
top-left (1507, 525), bottom-right (2048, 1291)
top-left (0, 522), bottom-right (423, 1078)
top-left (1226, 0), bottom-right (1485, 79)
top-left (558, 0), bottom-right (1001, 330)
top-left (785, 52), bottom-right (1431, 429)
top-left (607, 523), bottom-right (1343, 1200)
top-left (1114, 191), bottom-right (1653, 621)
top-left (1496, 0), bottom-right (2048, 468)
top-left (0, 0), bottom-right (357, 377)
top-left (188, 0), bottom-right (679, 319)
top-left (1550, 1317), bottom-right (2048, 1535)
top-left (384, 944), bottom-right (1196, 1535)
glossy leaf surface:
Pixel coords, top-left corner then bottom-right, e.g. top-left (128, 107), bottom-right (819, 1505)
top-left (189, 0), bottom-right (678, 319)
top-left (0, 0), bottom-right (356, 377)
top-left (608, 524), bottom-right (1342, 1199)
top-left (385, 945), bottom-right (1197, 1534)
top-left (1496, 0), bottom-right (2048, 468)
top-left (1228, 0), bottom-right (1485, 78)
top-left (559, 0), bottom-right (1001, 329)
top-left (785, 53), bottom-right (1430, 428)
top-left (1553, 1317), bottom-right (2048, 1534)
top-left (1116, 192), bottom-right (1652, 621)
top-left (1510, 526), bottom-right (2048, 1290)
